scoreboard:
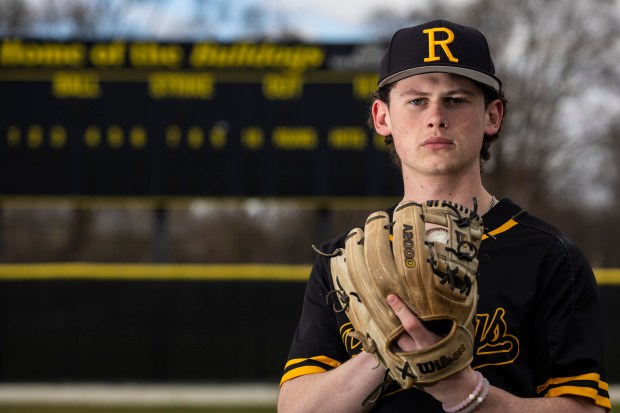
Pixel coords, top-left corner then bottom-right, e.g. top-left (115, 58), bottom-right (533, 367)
top-left (0, 39), bottom-right (403, 197)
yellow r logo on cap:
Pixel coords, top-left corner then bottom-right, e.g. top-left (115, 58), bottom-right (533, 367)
top-left (423, 27), bottom-right (459, 63)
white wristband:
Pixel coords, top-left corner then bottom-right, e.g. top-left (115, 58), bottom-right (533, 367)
top-left (442, 371), bottom-right (489, 413)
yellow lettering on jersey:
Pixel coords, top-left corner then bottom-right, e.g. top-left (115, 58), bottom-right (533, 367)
top-left (423, 27), bottom-right (459, 63)
top-left (340, 322), bottom-right (362, 352)
top-left (474, 308), bottom-right (520, 368)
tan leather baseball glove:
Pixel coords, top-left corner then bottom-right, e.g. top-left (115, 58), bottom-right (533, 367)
top-left (326, 200), bottom-right (484, 395)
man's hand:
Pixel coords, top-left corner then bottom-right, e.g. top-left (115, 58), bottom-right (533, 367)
top-left (386, 293), bottom-right (442, 351)
top-left (386, 293), bottom-right (480, 407)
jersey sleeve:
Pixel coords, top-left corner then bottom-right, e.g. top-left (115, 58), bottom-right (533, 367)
top-left (532, 236), bottom-right (611, 410)
top-left (280, 252), bottom-right (349, 386)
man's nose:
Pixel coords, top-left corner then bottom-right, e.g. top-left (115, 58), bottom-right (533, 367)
top-left (426, 102), bottom-right (449, 129)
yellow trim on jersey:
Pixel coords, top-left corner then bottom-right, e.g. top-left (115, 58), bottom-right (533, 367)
top-left (283, 355), bottom-right (341, 370)
top-left (482, 218), bottom-right (518, 240)
top-left (280, 365), bottom-right (327, 385)
top-left (545, 386), bottom-right (611, 410)
top-left (537, 373), bottom-right (611, 410)
top-left (537, 372), bottom-right (608, 392)
top-left (280, 355), bottom-right (342, 386)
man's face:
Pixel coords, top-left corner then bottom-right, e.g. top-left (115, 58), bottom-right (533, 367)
top-left (373, 73), bottom-right (500, 179)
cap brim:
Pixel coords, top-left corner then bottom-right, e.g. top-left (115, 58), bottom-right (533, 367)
top-left (379, 65), bottom-right (501, 92)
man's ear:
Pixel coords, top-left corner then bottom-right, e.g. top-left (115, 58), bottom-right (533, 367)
top-left (372, 99), bottom-right (392, 136)
top-left (484, 99), bottom-right (504, 135)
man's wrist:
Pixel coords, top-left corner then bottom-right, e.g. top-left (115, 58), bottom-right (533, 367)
top-left (424, 367), bottom-right (481, 407)
top-left (441, 371), bottom-right (490, 413)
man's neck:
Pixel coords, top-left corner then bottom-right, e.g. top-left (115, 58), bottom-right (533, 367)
top-left (401, 170), bottom-right (491, 213)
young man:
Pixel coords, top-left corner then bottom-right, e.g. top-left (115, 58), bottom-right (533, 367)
top-left (278, 20), bottom-right (610, 412)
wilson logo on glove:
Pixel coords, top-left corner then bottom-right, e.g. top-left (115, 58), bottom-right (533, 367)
top-left (417, 343), bottom-right (467, 374)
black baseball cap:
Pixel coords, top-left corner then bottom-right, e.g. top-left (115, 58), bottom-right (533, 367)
top-left (379, 20), bottom-right (502, 92)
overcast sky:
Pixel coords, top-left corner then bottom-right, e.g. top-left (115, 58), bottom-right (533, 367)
top-left (101, 0), bottom-right (469, 41)
top-left (18, 0), bottom-right (620, 42)
top-left (113, 0), bottom-right (414, 41)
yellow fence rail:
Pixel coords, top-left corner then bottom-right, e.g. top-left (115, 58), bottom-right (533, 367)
top-left (0, 263), bottom-right (619, 285)
top-left (0, 263), bottom-right (312, 282)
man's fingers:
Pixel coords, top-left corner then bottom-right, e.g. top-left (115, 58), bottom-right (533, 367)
top-left (387, 294), bottom-right (441, 349)
top-left (387, 293), bottom-right (424, 333)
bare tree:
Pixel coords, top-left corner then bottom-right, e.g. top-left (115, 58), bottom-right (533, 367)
top-left (41, 0), bottom-right (127, 39)
top-left (0, 0), bottom-right (30, 35)
top-left (1, 0), bottom-right (314, 41)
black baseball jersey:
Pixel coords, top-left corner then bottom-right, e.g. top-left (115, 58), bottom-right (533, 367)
top-left (281, 198), bottom-right (611, 411)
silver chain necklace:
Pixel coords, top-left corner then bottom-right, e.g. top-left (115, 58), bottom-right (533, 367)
top-left (486, 195), bottom-right (497, 214)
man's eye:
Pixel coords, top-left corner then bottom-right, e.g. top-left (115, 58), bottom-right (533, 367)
top-left (409, 98), bottom-right (426, 106)
top-left (446, 97), bottom-right (466, 104)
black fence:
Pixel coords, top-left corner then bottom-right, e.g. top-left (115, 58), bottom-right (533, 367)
top-left (0, 278), bottom-right (305, 383)
top-left (0, 267), bottom-right (618, 383)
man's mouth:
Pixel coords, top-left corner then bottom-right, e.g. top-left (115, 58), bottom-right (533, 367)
top-left (423, 136), bottom-right (453, 147)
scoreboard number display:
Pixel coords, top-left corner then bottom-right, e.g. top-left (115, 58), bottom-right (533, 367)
top-left (0, 40), bottom-right (402, 197)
